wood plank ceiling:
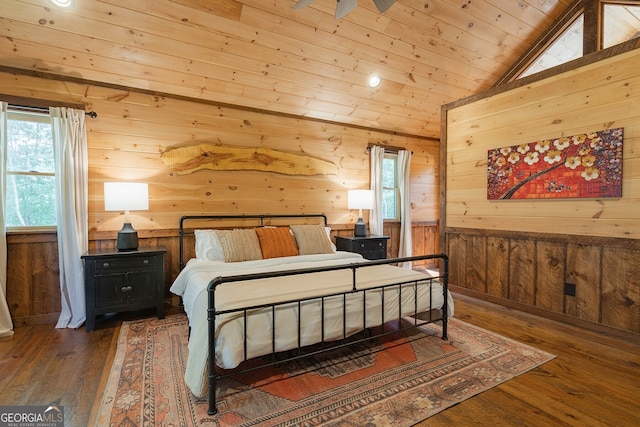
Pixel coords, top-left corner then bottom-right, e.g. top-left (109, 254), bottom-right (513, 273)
top-left (0, 0), bottom-right (619, 139)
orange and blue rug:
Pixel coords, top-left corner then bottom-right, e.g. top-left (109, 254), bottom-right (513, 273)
top-left (95, 313), bottom-right (554, 426)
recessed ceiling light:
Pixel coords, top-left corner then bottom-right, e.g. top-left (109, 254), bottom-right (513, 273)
top-left (50, 0), bottom-right (73, 7)
top-left (368, 75), bottom-right (382, 88)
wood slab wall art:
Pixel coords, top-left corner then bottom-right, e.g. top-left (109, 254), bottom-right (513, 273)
top-left (487, 128), bottom-right (623, 200)
top-left (161, 144), bottom-right (338, 176)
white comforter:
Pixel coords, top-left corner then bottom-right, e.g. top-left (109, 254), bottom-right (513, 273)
top-left (170, 252), bottom-right (453, 397)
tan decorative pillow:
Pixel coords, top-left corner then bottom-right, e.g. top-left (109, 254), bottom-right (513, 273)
top-left (254, 227), bottom-right (299, 259)
top-left (290, 224), bottom-right (334, 255)
top-left (216, 229), bottom-right (263, 262)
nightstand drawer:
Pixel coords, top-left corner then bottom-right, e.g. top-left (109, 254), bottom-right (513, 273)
top-left (335, 235), bottom-right (389, 260)
top-left (94, 255), bottom-right (157, 273)
top-left (354, 239), bottom-right (387, 251)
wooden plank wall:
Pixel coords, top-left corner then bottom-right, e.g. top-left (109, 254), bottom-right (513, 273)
top-left (0, 72), bottom-right (439, 232)
top-left (444, 47), bottom-right (640, 239)
top-left (1, 70), bottom-right (440, 326)
top-left (443, 47), bottom-right (640, 333)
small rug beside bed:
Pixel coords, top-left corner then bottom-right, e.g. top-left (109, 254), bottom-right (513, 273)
top-left (94, 314), bottom-right (554, 426)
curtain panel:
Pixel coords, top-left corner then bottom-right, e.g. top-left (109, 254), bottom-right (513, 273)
top-left (51, 107), bottom-right (89, 329)
top-left (0, 102), bottom-right (14, 337)
top-left (397, 150), bottom-right (412, 268)
top-left (369, 145), bottom-right (384, 236)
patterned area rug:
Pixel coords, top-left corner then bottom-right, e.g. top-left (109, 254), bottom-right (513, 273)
top-left (94, 314), bottom-right (554, 426)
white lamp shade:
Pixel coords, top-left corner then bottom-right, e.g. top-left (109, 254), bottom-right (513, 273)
top-left (104, 182), bottom-right (149, 211)
top-left (348, 190), bottom-right (374, 210)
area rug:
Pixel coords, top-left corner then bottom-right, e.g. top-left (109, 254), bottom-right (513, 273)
top-left (94, 314), bottom-right (554, 426)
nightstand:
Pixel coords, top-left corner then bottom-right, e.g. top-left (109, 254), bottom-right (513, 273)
top-left (82, 247), bottom-right (166, 331)
top-left (335, 235), bottom-right (390, 260)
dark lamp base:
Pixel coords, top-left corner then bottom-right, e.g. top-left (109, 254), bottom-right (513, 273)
top-left (354, 218), bottom-right (367, 237)
top-left (117, 223), bottom-right (139, 251)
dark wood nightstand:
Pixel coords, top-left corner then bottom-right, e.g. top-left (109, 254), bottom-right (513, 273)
top-left (82, 247), bottom-right (166, 331)
top-left (335, 235), bottom-right (390, 260)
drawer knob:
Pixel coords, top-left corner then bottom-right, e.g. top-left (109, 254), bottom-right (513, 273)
top-left (378, 242), bottom-right (383, 247)
top-left (143, 259), bottom-right (149, 265)
top-left (360, 243), bottom-right (365, 248)
top-left (121, 286), bottom-right (132, 293)
top-left (102, 262), bottom-right (110, 269)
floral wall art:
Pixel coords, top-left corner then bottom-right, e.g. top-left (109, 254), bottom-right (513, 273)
top-left (487, 128), bottom-right (623, 200)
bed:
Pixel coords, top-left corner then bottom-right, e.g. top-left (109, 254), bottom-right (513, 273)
top-left (169, 214), bottom-right (453, 415)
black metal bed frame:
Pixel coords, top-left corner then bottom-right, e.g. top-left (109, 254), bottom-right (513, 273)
top-left (177, 214), bottom-right (449, 416)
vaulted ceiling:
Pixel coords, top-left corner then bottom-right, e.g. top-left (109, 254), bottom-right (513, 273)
top-left (0, 0), bottom-right (637, 139)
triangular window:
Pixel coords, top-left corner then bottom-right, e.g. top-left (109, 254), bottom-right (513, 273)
top-left (602, 3), bottom-right (640, 49)
top-left (510, 2), bottom-right (640, 81)
top-left (520, 15), bottom-right (584, 78)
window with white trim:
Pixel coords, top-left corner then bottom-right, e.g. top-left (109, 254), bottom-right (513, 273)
top-left (5, 108), bottom-right (56, 228)
top-left (382, 153), bottom-right (399, 220)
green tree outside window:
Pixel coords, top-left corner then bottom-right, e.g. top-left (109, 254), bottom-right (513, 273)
top-left (382, 154), bottom-right (399, 220)
top-left (5, 110), bottom-right (56, 228)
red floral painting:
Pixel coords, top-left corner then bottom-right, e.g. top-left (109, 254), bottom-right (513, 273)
top-left (487, 128), bottom-right (623, 200)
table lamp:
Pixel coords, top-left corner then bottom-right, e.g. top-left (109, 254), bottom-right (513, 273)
top-left (104, 182), bottom-right (149, 251)
top-left (348, 189), bottom-right (374, 237)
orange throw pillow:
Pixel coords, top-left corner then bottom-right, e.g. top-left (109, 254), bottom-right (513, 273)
top-left (254, 227), bottom-right (299, 259)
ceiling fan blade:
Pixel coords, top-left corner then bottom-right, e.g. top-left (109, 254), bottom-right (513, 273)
top-left (335, 0), bottom-right (357, 19)
top-left (292, 0), bottom-right (316, 9)
top-left (372, 0), bottom-right (395, 13)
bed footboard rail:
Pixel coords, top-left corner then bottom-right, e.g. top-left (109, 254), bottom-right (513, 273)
top-left (206, 253), bottom-right (448, 415)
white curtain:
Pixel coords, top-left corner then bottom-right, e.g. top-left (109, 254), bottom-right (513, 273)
top-left (0, 102), bottom-right (14, 337)
top-left (369, 145), bottom-right (384, 236)
top-left (398, 150), bottom-right (412, 269)
top-left (51, 107), bottom-right (88, 329)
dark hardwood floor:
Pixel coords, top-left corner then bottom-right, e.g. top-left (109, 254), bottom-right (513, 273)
top-left (1, 294), bottom-right (638, 426)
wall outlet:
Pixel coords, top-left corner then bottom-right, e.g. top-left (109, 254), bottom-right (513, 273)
top-left (564, 282), bottom-right (577, 296)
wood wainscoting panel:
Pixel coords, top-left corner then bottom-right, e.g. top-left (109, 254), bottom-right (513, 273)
top-left (508, 238), bottom-right (536, 306)
top-left (535, 241), bottom-right (566, 314)
top-left (413, 224), bottom-right (439, 258)
top-left (486, 236), bottom-right (509, 298)
top-left (6, 233), bottom-right (61, 327)
top-left (445, 227), bottom-right (640, 334)
top-left (467, 235), bottom-right (487, 294)
top-left (384, 221), bottom-right (439, 268)
top-left (601, 247), bottom-right (640, 332)
top-left (446, 233), bottom-right (467, 290)
top-left (566, 243), bottom-right (601, 324)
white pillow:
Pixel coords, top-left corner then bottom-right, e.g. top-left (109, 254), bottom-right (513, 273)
top-left (325, 227), bottom-right (337, 252)
top-left (194, 230), bottom-right (224, 261)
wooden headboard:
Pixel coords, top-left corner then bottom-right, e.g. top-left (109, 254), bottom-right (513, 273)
top-left (178, 213), bottom-right (328, 270)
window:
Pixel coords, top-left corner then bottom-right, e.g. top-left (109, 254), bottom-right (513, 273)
top-left (5, 108), bottom-right (56, 228)
top-left (602, 3), bottom-right (640, 49)
top-left (519, 15), bottom-right (584, 78)
top-left (517, 2), bottom-right (640, 79)
top-left (381, 153), bottom-right (399, 220)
